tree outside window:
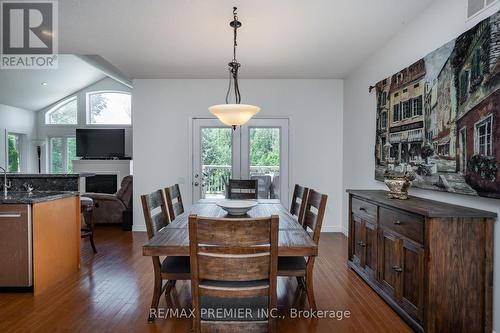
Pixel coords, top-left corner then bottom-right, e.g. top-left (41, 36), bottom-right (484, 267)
top-left (7, 134), bottom-right (21, 172)
top-left (88, 92), bottom-right (131, 125)
top-left (50, 137), bottom-right (76, 174)
top-left (45, 97), bottom-right (78, 124)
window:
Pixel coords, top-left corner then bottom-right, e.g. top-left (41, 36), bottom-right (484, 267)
top-left (381, 112), bottom-right (387, 128)
top-left (393, 104), bottom-right (401, 122)
top-left (45, 97), bottom-right (78, 124)
top-left (7, 133), bottom-right (21, 172)
top-left (50, 137), bottom-right (77, 173)
top-left (414, 83), bottom-right (420, 88)
top-left (381, 91), bottom-right (388, 106)
top-left (471, 49), bottom-right (482, 82)
top-left (402, 101), bottom-right (411, 119)
top-left (87, 92), bottom-right (131, 125)
top-left (459, 71), bottom-right (470, 102)
top-left (394, 92), bottom-right (399, 98)
top-left (412, 96), bottom-right (423, 116)
top-left (397, 73), bottom-right (404, 83)
top-left (403, 88), bottom-right (408, 93)
top-left (475, 116), bottom-right (492, 156)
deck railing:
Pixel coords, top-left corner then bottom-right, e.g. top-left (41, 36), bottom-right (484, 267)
top-left (202, 164), bottom-right (279, 196)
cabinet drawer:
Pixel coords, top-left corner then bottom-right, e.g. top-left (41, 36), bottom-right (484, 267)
top-left (380, 208), bottom-right (424, 244)
top-left (351, 197), bottom-right (377, 222)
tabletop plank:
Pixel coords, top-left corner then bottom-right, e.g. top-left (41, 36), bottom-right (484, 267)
top-left (142, 200), bottom-right (318, 257)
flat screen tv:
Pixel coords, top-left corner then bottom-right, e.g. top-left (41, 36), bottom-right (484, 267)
top-left (76, 129), bottom-right (125, 158)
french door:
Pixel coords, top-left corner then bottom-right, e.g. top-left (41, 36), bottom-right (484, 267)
top-left (192, 118), bottom-right (289, 204)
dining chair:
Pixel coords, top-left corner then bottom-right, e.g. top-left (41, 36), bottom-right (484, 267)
top-left (227, 179), bottom-right (259, 199)
top-left (290, 184), bottom-right (309, 225)
top-left (164, 184), bottom-right (184, 220)
top-left (251, 175), bottom-right (272, 199)
top-left (141, 189), bottom-right (190, 322)
top-left (278, 189), bottom-right (327, 311)
top-left (80, 196), bottom-right (97, 253)
top-left (189, 214), bottom-right (279, 333)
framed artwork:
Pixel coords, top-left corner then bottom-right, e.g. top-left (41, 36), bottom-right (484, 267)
top-left (374, 10), bottom-right (500, 198)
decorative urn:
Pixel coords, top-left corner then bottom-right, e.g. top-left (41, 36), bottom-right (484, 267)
top-left (384, 169), bottom-right (416, 200)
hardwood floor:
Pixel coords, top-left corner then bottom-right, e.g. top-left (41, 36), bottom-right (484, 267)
top-left (0, 227), bottom-right (412, 333)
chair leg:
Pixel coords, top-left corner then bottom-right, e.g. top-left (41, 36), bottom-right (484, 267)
top-left (164, 280), bottom-right (176, 300)
top-left (89, 233), bottom-right (97, 253)
top-left (305, 264), bottom-right (316, 311)
top-left (148, 269), bottom-right (163, 322)
top-left (296, 276), bottom-right (305, 289)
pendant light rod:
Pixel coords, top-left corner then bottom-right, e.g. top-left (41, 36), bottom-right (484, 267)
top-left (225, 7), bottom-right (242, 105)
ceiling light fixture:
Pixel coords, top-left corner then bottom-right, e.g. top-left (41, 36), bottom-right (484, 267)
top-left (208, 7), bottom-right (260, 130)
top-left (41, 82), bottom-right (48, 86)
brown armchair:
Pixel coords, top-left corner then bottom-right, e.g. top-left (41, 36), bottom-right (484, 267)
top-left (84, 175), bottom-right (133, 225)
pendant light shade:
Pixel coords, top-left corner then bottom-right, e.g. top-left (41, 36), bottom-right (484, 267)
top-left (209, 7), bottom-right (260, 128)
top-left (208, 104), bottom-right (260, 127)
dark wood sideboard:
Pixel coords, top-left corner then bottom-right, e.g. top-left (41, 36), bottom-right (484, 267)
top-left (346, 190), bottom-right (496, 333)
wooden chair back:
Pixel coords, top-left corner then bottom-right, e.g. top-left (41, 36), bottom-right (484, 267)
top-left (141, 189), bottom-right (170, 239)
top-left (189, 214), bottom-right (278, 333)
top-left (302, 189), bottom-right (328, 244)
top-left (227, 179), bottom-right (259, 199)
top-left (290, 184), bottom-right (309, 224)
top-left (164, 184), bottom-right (184, 220)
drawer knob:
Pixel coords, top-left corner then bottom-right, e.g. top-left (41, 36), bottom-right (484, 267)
top-left (358, 241), bottom-right (366, 247)
top-left (392, 265), bottom-right (403, 273)
top-left (359, 207), bottom-right (367, 212)
top-left (393, 220), bottom-right (402, 225)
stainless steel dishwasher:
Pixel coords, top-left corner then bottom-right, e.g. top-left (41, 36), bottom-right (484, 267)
top-left (0, 204), bottom-right (32, 287)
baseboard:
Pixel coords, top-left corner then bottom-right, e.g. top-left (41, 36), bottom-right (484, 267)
top-left (321, 225), bottom-right (343, 232)
top-left (132, 224), bottom-right (147, 232)
top-left (342, 226), bottom-right (349, 237)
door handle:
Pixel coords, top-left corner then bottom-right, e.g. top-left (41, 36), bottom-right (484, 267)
top-left (358, 241), bottom-right (366, 247)
top-left (392, 265), bottom-right (403, 273)
top-left (393, 220), bottom-right (402, 225)
top-left (193, 182), bottom-right (199, 187)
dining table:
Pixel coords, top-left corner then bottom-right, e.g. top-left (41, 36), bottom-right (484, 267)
top-left (142, 199), bottom-right (318, 257)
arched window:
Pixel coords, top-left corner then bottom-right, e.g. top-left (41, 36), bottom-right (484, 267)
top-left (45, 97), bottom-right (78, 124)
top-left (87, 91), bottom-right (131, 125)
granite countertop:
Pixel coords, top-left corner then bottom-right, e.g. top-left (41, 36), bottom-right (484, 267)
top-left (4, 174), bottom-right (80, 178)
top-left (0, 191), bottom-right (80, 204)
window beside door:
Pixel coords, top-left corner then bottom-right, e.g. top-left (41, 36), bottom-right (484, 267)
top-left (7, 133), bottom-right (22, 172)
top-left (50, 137), bottom-right (77, 173)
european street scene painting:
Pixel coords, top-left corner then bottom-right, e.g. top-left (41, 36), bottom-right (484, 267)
top-left (375, 10), bottom-right (500, 199)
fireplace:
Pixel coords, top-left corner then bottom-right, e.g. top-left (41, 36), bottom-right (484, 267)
top-left (85, 174), bottom-right (118, 194)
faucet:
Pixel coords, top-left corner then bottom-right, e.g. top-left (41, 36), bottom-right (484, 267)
top-left (0, 167), bottom-right (11, 197)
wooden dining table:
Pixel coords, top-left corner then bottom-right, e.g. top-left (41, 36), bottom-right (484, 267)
top-left (142, 199), bottom-right (318, 257)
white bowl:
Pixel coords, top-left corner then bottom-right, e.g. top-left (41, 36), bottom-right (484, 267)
top-left (216, 199), bottom-right (258, 216)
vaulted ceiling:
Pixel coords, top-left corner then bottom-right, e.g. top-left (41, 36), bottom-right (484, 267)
top-left (58, 0), bottom-right (435, 79)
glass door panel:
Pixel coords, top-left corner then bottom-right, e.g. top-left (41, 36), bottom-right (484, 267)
top-left (192, 119), bottom-right (240, 201)
top-left (241, 119), bottom-right (289, 204)
top-left (201, 127), bottom-right (232, 199)
top-left (248, 127), bottom-right (281, 199)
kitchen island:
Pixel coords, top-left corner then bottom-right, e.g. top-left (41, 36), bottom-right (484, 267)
top-left (0, 192), bottom-right (80, 295)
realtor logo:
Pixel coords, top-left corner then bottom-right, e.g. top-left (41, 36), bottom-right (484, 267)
top-left (0, 0), bottom-right (58, 69)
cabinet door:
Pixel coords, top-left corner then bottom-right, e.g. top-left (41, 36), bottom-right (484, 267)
top-left (401, 239), bottom-right (424, 323)
top-left (352, 216), bottom-right (366, 267)
top-left (364, 221), bottom-right (377, 278)
top-left (380, 230), bottom-right (401, 299)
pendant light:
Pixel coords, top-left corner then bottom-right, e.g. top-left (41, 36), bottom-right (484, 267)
top-left (208, 7), bottom-right (260, 130)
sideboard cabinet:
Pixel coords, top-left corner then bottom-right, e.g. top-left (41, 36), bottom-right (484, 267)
top-left (347, 190), bottom-right (496, 333)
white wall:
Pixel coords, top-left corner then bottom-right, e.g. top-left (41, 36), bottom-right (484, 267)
top-left (36, 77), bottom-right (133, 172)
top-left (343, 0), bottom-right (500, 330)
top-left (0, 104), bottom-right (37, 172)
top-left (133, 79), bottom-right (343, 232)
